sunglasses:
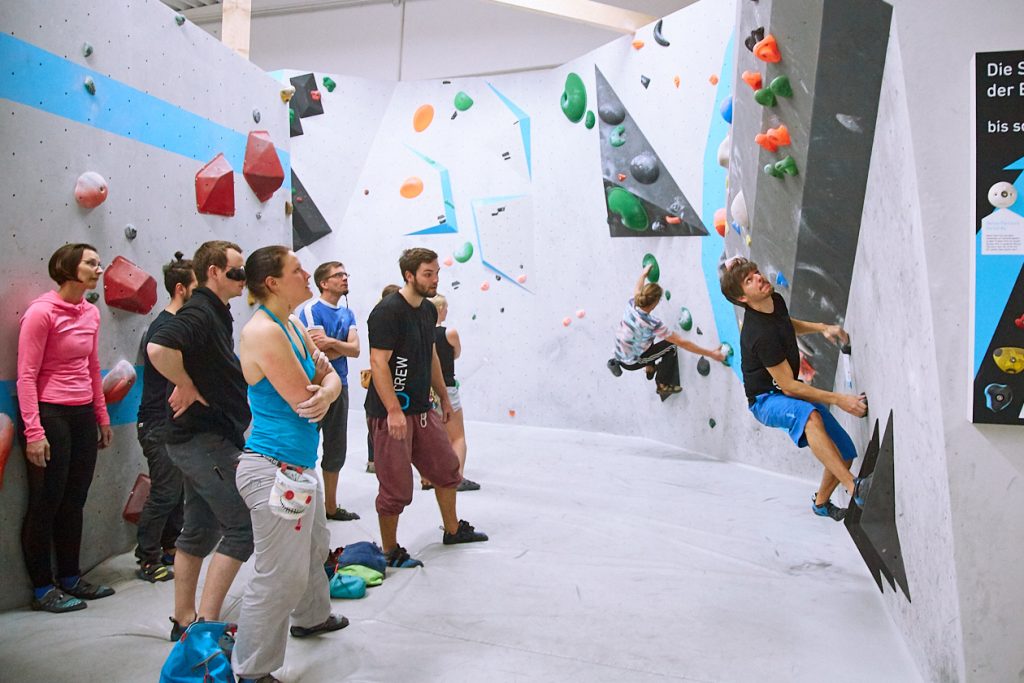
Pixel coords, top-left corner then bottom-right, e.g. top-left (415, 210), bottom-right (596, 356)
top-left (225, 266), bottom-right (246, 282)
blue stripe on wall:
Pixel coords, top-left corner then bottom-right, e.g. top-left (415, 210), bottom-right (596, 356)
top-left (701, 34), bottom-right (742, 379)
top-left (0, 33), bottom-right (290, 179)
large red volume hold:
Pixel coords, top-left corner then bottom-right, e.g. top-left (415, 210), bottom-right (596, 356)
top-left (242, 131), bottom-right (285, 202)
top-left (0, 413), bottom-right (13, 489)
top-left (103, 255), bottom-right (158, 314)
top-left (196, 152), bottom-right (235, 216)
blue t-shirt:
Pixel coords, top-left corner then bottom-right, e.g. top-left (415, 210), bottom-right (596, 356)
top-left (297, 297), bottom-right (357, 385)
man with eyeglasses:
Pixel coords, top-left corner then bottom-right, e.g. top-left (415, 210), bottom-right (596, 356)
top-left (298, 261), bottom-right (361, 522)
top-left (719, 256), bottom-right (871, 521)
top-left (148, 240), bottom-right (254, 641)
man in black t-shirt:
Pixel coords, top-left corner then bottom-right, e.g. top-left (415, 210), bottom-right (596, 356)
top-left (366, 248), bottom-right (488, 568)
top-left (720, 257), bottom-right (871, 520)
top-left (133, 254), bottom-right (196, 582)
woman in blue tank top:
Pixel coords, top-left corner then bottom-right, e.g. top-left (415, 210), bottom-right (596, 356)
top-left (233, 246), bottom-right (348, 683)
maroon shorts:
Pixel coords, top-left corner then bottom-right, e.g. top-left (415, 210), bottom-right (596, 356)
top-left (370, 411), bottom-right (462, 516)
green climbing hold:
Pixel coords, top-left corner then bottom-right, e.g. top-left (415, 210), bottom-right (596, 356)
top-left (678, 307), bottom-right (693, 331)
top-left (665, 290), bottom-right (671, 301)
top-left (289, 109), bottom-right (296, 123)
top-left (769, 75), bottom-right (793, 98)
top-left (775, 156), bottom-right (799, 176)
top-left (584, 110), bottom-right (595, 129)
top-left (642, 253), bottom-right (660, 282)
top-left (764, 163), bottom-right (783, 178)
top-left (609, 124), bottom-right (627, 147)
top-left (85, 291), bottom-right (100, 304)
top-left (82, 42), bottom-right (93, 58)
top-left (720, 342), bottom-right (734, 366)
top-left (83, 77), bottom-right (96, 95)
top-left (607, 187), bottom-right (648, 231)
top-left (454, 242), bottom-right (474, 263)
top-left (753, 88), bottom-right (776, 107)
top-left (454, 91), bottom-right (474, 111)
top-left (560, 72), bottom-right (587, 123)
top-left (322, 77), bottom-right (337, 92)
top-left (709, 418), bottom-right (717, 429)
top-left (174, 13), bottom-right (186, 26)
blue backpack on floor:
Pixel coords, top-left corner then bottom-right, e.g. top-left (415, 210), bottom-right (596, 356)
top-left (159, 621), bottom-right (236, 683)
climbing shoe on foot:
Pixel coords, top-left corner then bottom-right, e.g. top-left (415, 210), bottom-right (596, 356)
top-left (386, 545), bottom-right (424, 568)
top-left (31, 588), bottom-right (86, 614)
top-left (443, 520), bottom-right (489, 545)
top-left (289, 614), bottom-right (349, 638)
top-left (137, 562), bottom-right (174, 582)
top-left (607, 358), bottom-right (623, 377)
top-left (811, 496), bottom-right (846, 521)
top-left (854, 475), bottom-right (873, 506)
top-left (457, 478), bottom-right (481, 492)
top-left (326, 508), bottom-right (360, 521)
top-left (62, 578), bottom-right (114, 600)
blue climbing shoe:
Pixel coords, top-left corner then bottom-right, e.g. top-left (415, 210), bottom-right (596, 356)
top-left (811, 496), bottom-right (846, 521)
top-left (853, 475), bottom-right (873, 507)
top-left (31, 588), bottom-right (87, 614)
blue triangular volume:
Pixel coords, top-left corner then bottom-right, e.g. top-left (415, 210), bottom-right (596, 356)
top-left (487, 83), bottom-right (531, 179)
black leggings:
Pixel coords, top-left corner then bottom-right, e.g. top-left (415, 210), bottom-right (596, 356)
top-left (21, 402), bottom-right (99, 588)
top-left (620, 341), bottom-right (680, 386)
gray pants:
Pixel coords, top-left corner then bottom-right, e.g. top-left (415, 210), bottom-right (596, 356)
top-left (232, 453), bottom-right (332, 678)
top-left (319, 384), bottom-right (349, 472)
top-left (134, 421), bottom-right (183, 565)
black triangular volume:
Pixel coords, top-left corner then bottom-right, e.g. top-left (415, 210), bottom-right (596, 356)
top-left (290, 72), bottom-right (325, 119)
top-left (291, 171), bottom-right (332, 251)
top-left (594, 66), bottom-right (708, 238)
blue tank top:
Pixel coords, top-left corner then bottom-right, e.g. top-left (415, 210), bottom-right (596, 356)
top-left (245, 306), bottom-right (318, 468)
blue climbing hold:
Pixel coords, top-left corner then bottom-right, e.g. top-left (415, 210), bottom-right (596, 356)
top-left (720, 96), bottom-right (733, 124)
top-left (775, 272), bottom-right (789, 288)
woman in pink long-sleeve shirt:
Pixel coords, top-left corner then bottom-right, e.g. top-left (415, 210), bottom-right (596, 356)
top-left (17, 243), bottom-right (116, 613)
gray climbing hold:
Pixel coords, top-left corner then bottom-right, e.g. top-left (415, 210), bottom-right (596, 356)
top-left (697, 357), bottom-right (710, 376)
top-left (124, 224), bottom-right (137, 241)
top-left (82, 42), bottom-right (93, 58)
top-left (629, 152), bottom-right (660, 184)
top-left (598, 100), bottom-right (625, 125)
top-left (252, 109), bottom-right (261, 123)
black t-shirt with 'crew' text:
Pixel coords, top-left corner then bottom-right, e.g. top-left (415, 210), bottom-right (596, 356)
top-left (364, 293), bottom-right (438, 418)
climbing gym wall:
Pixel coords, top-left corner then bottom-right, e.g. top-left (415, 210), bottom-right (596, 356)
top-left (0, 0), bottom-right (291, 609)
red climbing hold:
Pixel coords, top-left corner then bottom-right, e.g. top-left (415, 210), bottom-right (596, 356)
top-left (103, 255), bottom-right (158, 314)
top-left (242, 131), bottom-right (285, 203)
top-left (753, 34), bottom-right (781, 63)
top-left (74, 171), bottom-right (108, 209)
top-left (1015, 314), bottom-right (1024, 329)
top-left (102, 359), bottom-right (137, 405)
top-left (0, 412), bottom-right (13, 489)
top-left (310, 90), bottom-right (322, 101)
top-left (196, 153), bottom-right (235, 216)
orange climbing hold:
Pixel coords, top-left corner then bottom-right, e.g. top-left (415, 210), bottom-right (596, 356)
top-left (400, 176), bottom-right (424, 199)
top-left (767, 124), bottom-right (791, 147)
top-left (516, 274), bottom-right (527, 284)
top-left (709, 74), bottom-right (719, 85)
top-left (562, 317), bottom-right (571, 327)
top-left (413, 104), bottom-right (434, 132)
top-left (576, 309), bottom-right (586, 319)
top-left (713, 208), bottom-right (727, 237)
top-left (741, 70), bottom-right (763, 90)
top-left (480, 281), bottom-right (490, 292)
top-left (755, 133), bottom-right (778, 153)
top-left (664, 215), bottom-right (681, 224)
top-left (617, 173), bottom-right (627, 181)
top-left (443, 256), bottom-right (454, 267)
top-left (673, 75), bottom-right (680, 88)
top-left (632, 40), bottom-right (645, 50)
top-left (508, 409), bottom-right (516, 417)
top-left (753, 34), bottom-right (781, 63)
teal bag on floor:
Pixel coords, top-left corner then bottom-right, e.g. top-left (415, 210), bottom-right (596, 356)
top-left (330, 572), bottom-right (367, 599)
top-left (159, 620), bottom-right (236, 683)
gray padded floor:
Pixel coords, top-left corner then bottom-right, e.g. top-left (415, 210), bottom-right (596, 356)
top-left (0, 421), bottom-right (920, 682)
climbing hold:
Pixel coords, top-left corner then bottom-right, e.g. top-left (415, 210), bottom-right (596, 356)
top-left (673, 75), bottom-right (680, 88)
top-left (74, 171), bottom-right (108, 209)
top-left (617, 173), bottom-right (627, 181)
top-left (753, 88), bottom-right (776, 107)
top-left (764, 163), bottom-right (784, 178)
top-left (82, 42), bottom-right (93, 58)
top-left (653, 19), bottom-right (670, 47)
top-left (454, 91), bottom-right (474, 112)
top-left (609, 124), bottom-right (627, 147)
top-left (709, 418), bottom-right (717, 428)
top-left (720, 342), bottom-right (734, 365)
top-left (766, 124), bottom-right (791, 147)
top-left (640, 75), bottom-right (651, 89)
top-left (85, 291), bottom-right (99, 304)
top-left (720, 96), bottom-right (733, 124)
top-left (799, 354), bottom-right (816, 383)
top-left (598, 99), bottom-right (625, 125)
top-left (713, 208), bottom-right (727, 237)
top-left (284, 201), bottom-right (293, 215)
top-left (769, 75), bottom-right (793, 98)
top-left (413, 104), bottom-right (434, 132)
top-left (289, 109), bottom-right (296, 124)
top-left (1015, 314), bottom-right (1024, 329)
top-left (471, 314), bottom-right (477, 320)
top-left (174, 13), bottom-right (186, 26)
top-left (665, 215), bottom-right (681, 224)
top-left (584, 110), bottom-right (596, 129)
top-left (562, 317), bottom-right (571, 327)
top-left (642, 253), bottom-right (660, 282)
top-left (632, 40), bottom-right (645, 50)
top-left (993, 347), bottom-right (1024, 374)
top-left (731, 191), bottom-right (748, 229)
top-left (745, 234), bottom-right (752, 246)
top-left (744, 27), bottom-right (765, 52)
top-left (775, 272), bottom-right (789, 288)
top-left (984, 383), bottom-right (1013, 412)
top-left (741, 70), bottom-right (762, 90)
top-left (443, 256), bottom-right (454, 267)
top-left (83, 77), bottom-right (96, 95)
top-left (103, 255), bottom-right (157, 314)
top-left (695, 326), bottom-right (702, 335)
top-left (252, 109), bottom-right (261, 123)
top-left (576, 309), bottom-right (586, 319)
top-left (195, 152), bottom-right (235, 216)
top-left (607, 187), bottom-right (648, 231)
top-left (399, 177), bottom-right (424, 199)
top-left (280, 86), bottom-right (295, 103)
top-left (480, 282), bottom-right (490, 292)
top-left (731, 222), bottom-right (741, 236)
top-left (697, 357), bottom-right (711, 376)
top-left (516, 274), bottom-right (527, 284)
top-left (509, 409), bottom-right (516, 417)
top-left (717, 133), bottom-right (731, 168)
top-left (363, 189), bottom-right (369, 196)
top-left (0, 412), bottom-right (13, 488)
top-left (775, 156), bottom-right (799, 176)
top-left (989, 181), bottom-right (1018, 209)
top-left (309, 90), bottom-right (322, 102)
top-left (322, 76), bottom-right (337, 92)
top-left (256, 211), bottom-right (262, 220)
top-left (708, 74), bottom-right (719, 85)
top-left (678, 307), bottom-right (693, 331)
top-left (560, 72), bottom-right (587, 123)
top-left (664, 290), bottom-right (671, 300)
top-left (243, 131), bottom-right (285, 202)
top-left (454, 242), bottom-right (474, 263)
top-left (102, 359), bottom-right (137, 405)
top-left (753, 34), bottom-right (781, 62)
top-left (124, 224), bottom-right (137, 241)
top-left (755, 133), bottom-right (778, 152)
top-left (629, 152), bottom-right (660, 184)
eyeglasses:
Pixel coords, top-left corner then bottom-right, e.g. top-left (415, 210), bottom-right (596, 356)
top-left (82, 259), bottom-right (103, 269)
top-left (326, 272), bottom-right (349, 280)
top-left (225, 266), bottom-right (246, 282)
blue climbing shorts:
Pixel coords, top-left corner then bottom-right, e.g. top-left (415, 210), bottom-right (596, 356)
top-left (749, 393), bottom-right (856, 461)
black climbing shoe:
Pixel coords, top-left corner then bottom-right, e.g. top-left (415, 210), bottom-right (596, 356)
top-left (607, 359), bottom-right (623, 377)
top-left (443, 520), bottom-right (489, 545)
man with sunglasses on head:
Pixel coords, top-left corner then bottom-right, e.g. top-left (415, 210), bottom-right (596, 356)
top-left (148, 240), bottom-right (254, 641)
top-left (298, 261), bottom-right (361, 522)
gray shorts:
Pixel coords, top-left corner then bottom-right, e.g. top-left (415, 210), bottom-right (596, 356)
top-left (319, 384), bottom-right (349, 472)
top-left (431, 385), bottom-right (462, 415)
top-left (165, 432), bottom-right (254, 562)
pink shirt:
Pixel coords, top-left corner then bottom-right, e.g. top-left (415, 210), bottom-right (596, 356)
top-left (17, 290), bottom-right (110, 443)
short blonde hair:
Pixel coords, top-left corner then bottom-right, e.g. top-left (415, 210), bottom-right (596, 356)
top-left (428, 294), bottom-right (447, 311)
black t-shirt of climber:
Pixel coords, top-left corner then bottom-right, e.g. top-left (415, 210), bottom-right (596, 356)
top-left (740, 292), bottom-right (801, 402)
top-left (364, 292), bottom-right (438, 418)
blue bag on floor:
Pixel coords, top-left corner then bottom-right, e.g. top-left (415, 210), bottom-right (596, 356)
top-left (338, 541), bottom-right (387, 574)
top-left (159, 621), bottom-right (235, 683)
top-left (329, 572), bottom-right (367, 599)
